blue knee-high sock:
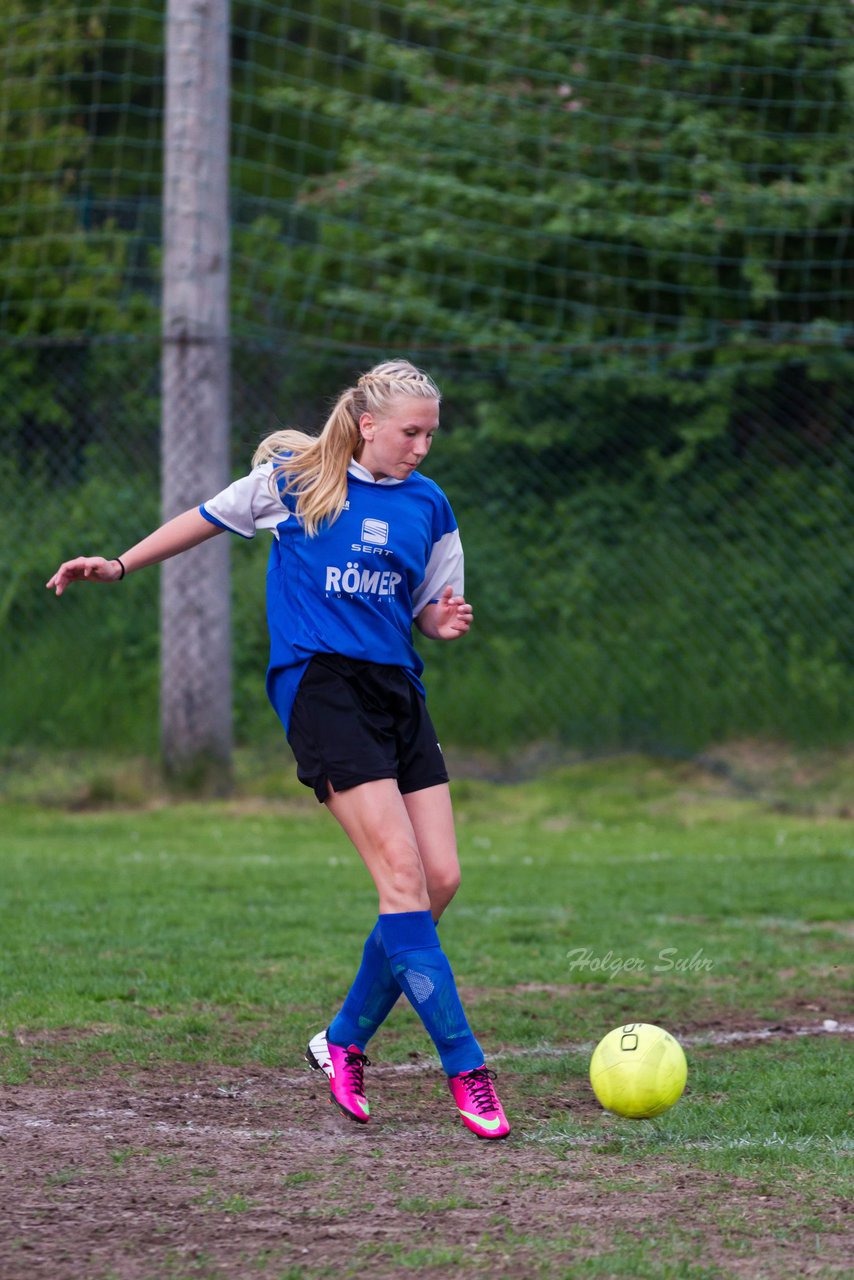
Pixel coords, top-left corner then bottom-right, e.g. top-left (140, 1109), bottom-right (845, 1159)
top-left (328, 921), bottom-right (402, 1051)
top-left (378, 909), bottom-right (483, 1076)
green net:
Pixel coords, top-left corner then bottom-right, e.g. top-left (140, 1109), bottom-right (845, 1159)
top-left (2, 1), bottom-right (853, 757)
top-left (231, 0), bottom-right (854, 355)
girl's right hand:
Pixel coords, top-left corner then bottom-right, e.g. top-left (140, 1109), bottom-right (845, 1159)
top-left (46, 557), bottom-right (124, 596)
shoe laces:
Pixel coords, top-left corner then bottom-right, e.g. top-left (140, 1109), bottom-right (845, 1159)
top-left (343, 1047), bottom-right (370, 1096)
top-left (461, 1066), bottom-right (500, 1115)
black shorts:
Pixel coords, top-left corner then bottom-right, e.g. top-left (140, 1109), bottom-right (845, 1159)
top-left (286, 654), bottom-right (449, 803)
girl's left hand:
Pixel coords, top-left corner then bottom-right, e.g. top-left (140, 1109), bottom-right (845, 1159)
top-left (431, 585), bottom-right (474, 639)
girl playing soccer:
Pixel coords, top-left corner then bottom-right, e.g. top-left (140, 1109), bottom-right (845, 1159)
top-left (47, 359), bottom-right (509, 1140)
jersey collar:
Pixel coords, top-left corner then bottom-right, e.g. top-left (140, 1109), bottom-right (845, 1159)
top-left (347, 459), bottom-right (404, 486)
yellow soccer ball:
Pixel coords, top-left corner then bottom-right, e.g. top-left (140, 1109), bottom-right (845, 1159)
top-left (589, 1023), bottom-right (688, 1119)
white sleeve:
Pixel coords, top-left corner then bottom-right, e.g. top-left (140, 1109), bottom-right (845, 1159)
top-left (412, 528), bottom-right (464, 615)
top-left (199, 462), bottom-right (289, 539)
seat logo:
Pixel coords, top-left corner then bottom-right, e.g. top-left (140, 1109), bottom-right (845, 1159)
top-left (361, 518), bottom-right (389, 546)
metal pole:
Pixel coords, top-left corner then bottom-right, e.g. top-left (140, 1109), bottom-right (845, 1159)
top-left (160, 0), bottom-right (232, 789)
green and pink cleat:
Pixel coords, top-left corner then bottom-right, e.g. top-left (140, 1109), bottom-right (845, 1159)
top-left (306, 1029), bottom-right (372, 1123)
top-left (448, 1065), bottom-right (511, 1140)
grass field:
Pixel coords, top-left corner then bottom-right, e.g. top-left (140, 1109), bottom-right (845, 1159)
top-left (1, 750), bottom-right (851, 1279)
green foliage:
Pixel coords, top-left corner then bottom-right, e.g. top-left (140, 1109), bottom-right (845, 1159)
top-left (0, 4), bottom-right (852, 754)
top-left (235, 0), bottom-right (854, 496)
top-left (0, 0), bottom-right (155, 338)
top-left (3, 405), bottom-right (852, 752)
top-left (0, 445), bottom-right (160, 749)
top-left (256, 1), bottom-right (853, 357)
top-left (0, 3), bottom-right (156, 477)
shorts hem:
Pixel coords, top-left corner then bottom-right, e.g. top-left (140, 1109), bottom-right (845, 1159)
top-left (301, 768), bottom-right (400, 804)
top-left (398, 771), bottom-right (450, 796)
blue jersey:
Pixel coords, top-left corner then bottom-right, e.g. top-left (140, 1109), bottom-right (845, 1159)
top-left (200, 458), bottom-right (464, 731)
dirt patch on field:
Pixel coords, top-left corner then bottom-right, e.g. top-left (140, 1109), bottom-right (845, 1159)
top-left (1, 1036), bottom-right (850, 1280)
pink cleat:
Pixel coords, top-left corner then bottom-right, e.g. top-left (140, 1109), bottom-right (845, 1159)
top-left (306, 1028), bottom-right (371, 1124)
top-left (448, 1065), bottom-right (510, 1140)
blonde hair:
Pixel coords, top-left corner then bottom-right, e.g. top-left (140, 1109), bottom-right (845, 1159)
top-left (252, 359), bottom-right (441, 536)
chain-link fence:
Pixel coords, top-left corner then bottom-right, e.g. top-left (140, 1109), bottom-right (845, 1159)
top-left (3, 334), bottom-right (852, 758)
top-left (3, 1), bottom-right (854, 762)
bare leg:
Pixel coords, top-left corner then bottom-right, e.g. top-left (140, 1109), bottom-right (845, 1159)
top-left (402, 783), bottom-right (461, 919)
top-left (326, 779), bottom-right (461, 917)
top-left (325, 778), bottom-right (430, 912)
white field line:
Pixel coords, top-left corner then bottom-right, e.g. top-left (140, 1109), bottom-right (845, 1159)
top-left (6, 1115), bottom-right (291, 1142)
top-left (680, 1133), bottom-right (854, 1153)
top-left (369, 1020), bottom-right (854, 1075)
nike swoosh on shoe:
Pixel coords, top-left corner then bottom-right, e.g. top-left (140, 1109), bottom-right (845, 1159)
top-left (460, 1111), bottom-right (502, 1130)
